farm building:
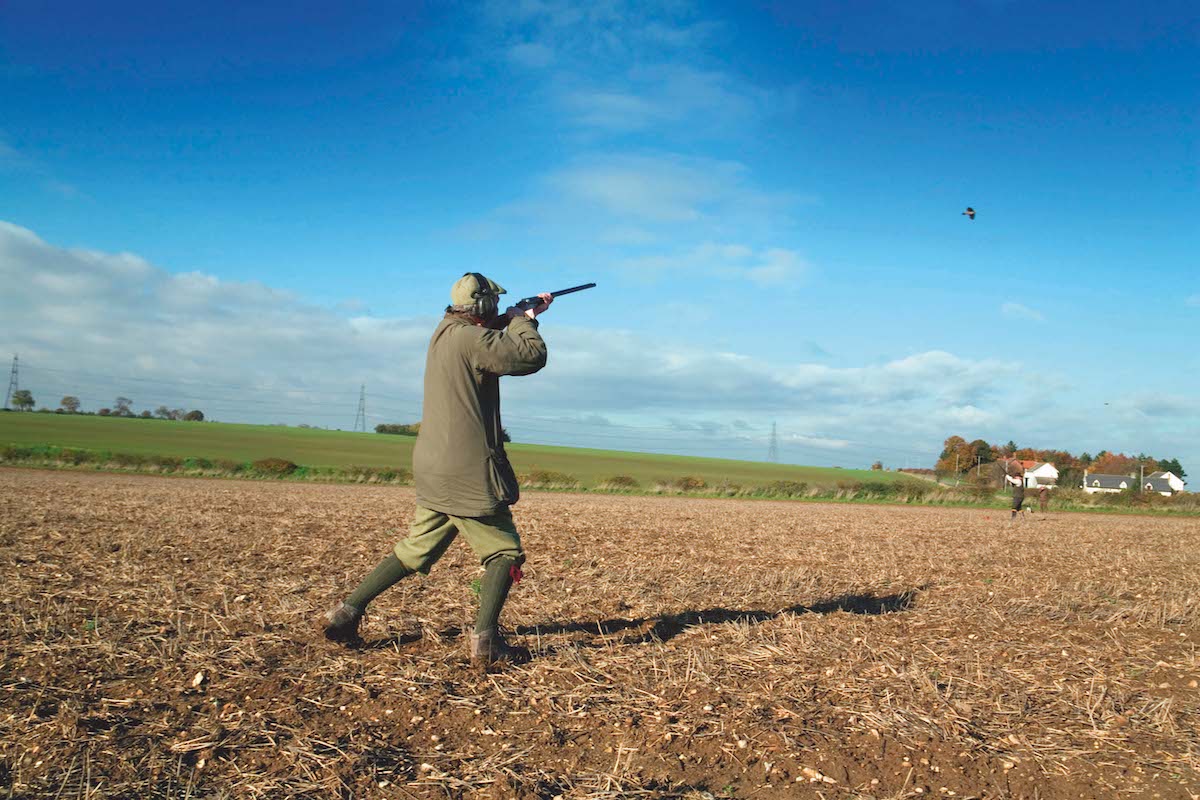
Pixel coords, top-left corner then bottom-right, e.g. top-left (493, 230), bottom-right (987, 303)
top-left (1022, 462), bottom-right (1059, 488)
top-left (1144, 476), bottom-right (1175, 496)
top-left (1083, 472), bottom-right (1132, 493)
top-left (1146, 471), bottom-right (1186, 493)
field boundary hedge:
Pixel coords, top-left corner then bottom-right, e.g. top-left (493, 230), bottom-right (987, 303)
top-left (2, 443), bottom-right (1196, 515)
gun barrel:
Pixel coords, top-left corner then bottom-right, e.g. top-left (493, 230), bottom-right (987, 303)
top-left (549, 282), bottom-right (596, 298)
top-left (516, 282), bottom-right (596, 308)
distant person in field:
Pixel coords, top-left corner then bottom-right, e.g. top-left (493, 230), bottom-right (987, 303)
top-left (323, 273), bottom-right (552, 666)
top-left (1005, 460), bottom-right (1025, 520)
top-left (1038, 485), bottom-right (1049, 513)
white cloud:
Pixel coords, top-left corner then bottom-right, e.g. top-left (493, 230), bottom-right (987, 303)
top-left (744, 249), bottom-right (807, 287)
top-left (1129, 393), bottom-right (1197, 418)
top-left (0, 134), bottom-right (81, 197)
top-left (789, 435), bottom-right (851, 450)
top-left (543, 153), bottom-right (792, 232)
top-left (562, 65), bottom-right (765, 133)
top-left (617, 241), bottom-right (810, 288)
top-left (943, 405), bottom-right (997, 426)
top-left (5, 221), bottom-right (1193, 470)
top-left (1001, 301), bottom-right (1044, 322)
top-left (479, 1), bottom-right (775, 138)
top-left (549, 153), bottom-right (738, 222)
top-left (563, 89), bottom-right (665, 131)
top-left (484, 1), bottom-right (710, 63)
top-left (0, 221), bottom-right (430, 424)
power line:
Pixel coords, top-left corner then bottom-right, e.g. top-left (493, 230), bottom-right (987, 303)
top-left (4, 354), bottom-right (17, 410)
top-left (354, 385), bottom-right (367, 433)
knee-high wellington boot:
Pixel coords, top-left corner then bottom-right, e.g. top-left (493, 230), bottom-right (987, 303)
top-left (470, 556), bottom-right (525, 664)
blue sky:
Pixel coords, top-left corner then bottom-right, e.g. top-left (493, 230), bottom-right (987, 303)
top-left (2, 1), bottom-right (1197, 472)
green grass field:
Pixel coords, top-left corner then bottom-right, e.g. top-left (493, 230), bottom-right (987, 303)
top-left (0, 412), bottom-right (908, 489)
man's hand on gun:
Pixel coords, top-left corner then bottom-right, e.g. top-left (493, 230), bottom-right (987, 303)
top-left (497, 282), bottom-right (594, 324)
top-left (506, 292), bottom-right (553, 320)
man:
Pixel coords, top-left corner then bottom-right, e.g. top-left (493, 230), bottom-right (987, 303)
top-left (1005, 460), bottom-right (1025, 520)
top-left (323, 272), bottom-right (552, 665)
top-left (1038, 485), bottom-right (1049, 513)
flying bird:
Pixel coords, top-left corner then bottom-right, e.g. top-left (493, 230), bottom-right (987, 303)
top-left (962, 207), bottom-right (976, 221)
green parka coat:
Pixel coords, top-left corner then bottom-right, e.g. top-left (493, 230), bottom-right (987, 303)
top-left (412, 314), bottom-right (547, 517)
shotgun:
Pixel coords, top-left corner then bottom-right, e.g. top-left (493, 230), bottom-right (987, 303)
top-left (513, 282), bottom-right (596, 311)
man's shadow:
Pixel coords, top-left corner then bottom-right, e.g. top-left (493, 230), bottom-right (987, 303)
top-left (513, 589), bottom-right (922, 646)
top-left (363, 589), bottom-right (921, 651)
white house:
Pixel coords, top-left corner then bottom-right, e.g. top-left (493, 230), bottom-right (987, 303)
top-left (1023, 462), bottom-right (1059, 488)
top-left (1146, 471), bottom-right (1186, 493)
top-left (1083, 472), bottom-right (1131, 494)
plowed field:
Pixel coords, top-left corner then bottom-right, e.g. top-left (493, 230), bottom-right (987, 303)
top-left (2, 469), bottom-right (1198, 798)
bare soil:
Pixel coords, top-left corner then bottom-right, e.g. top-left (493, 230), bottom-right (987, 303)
top-left (1, 468), bottom-right (1197, 799)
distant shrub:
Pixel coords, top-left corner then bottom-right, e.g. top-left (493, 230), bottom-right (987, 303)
top-left (252, 457), bottom-right (298, 476)
top-left (762, 480), bottom-right (809, 497)
top-left (598, 475), bottom-right (640, 491)
top-left (152, 455), bottom-right (185, 472)
top-left (1105, 489), bottom-right (1152, 508)
top-left (345, 465), bottom-right (412, 484)
top-left (109, 452), bottom-right (148, 468)
top-left (183, 457), bottom-right (213, 470)
top-left (0, 445), bottom-right (37, 461)
top-left (897, 480), bottom-right (935, 499)
top-left (375, 423), bottom-right (420, 436)
top-left (214, 459), bottom-right (245, 474)
top-left (520, 469), bottom-right (580, 490)
top-left (657, 476), bottom-right (706, 493)
top-left (55, 448), bottom-right (93, 466)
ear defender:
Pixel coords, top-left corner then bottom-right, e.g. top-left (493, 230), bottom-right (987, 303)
top-left (466, 272), bottom-right (498, 319)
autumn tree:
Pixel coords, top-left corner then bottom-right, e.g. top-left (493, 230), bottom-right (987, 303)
top-left (10, 389), bottom-right (34, 411)
top-left (935, 435), bottom-right (975, 475)
top-left (113, 397), bottom-right (134, 417)
top-left (970, 439), bottom-right (994, 466)
top-left (1089, 452), bottom-right (1139, 475)
top-left (60, 396), bottom-right (81, 414)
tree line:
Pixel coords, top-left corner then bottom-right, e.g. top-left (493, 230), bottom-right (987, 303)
top-left (935, 435), bottom-right (1187, 487)
top-left (5, 391), bottom-right (204, 422)
top-left (375, 422), bottom-right (511, 442)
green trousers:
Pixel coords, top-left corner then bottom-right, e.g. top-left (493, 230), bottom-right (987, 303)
top-left (394, 505), bottom-right (525, 574)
